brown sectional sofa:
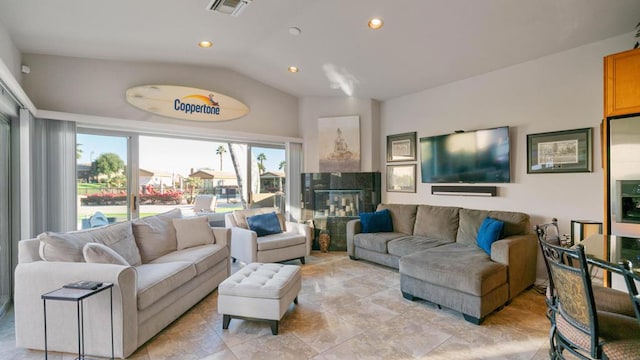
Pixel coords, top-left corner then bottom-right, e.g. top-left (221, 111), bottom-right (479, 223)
top-left (346, 204), bottom-right (537, 324)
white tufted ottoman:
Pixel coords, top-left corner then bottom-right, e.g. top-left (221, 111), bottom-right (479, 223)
top-left (218, 263), bottom-right (301, 335)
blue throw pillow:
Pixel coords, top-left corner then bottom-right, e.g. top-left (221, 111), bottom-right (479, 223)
top-left (477, 217), bottom-right (505, 255)
top-left (359, 209), bottom-right (394, 233)
top-left (246, 212), bottom-right (283, 237)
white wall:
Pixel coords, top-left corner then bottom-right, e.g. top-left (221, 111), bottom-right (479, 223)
top-left (381, 33), bottom-right (634, 235)
top-left (0, 20), bottom-right (21, 82)
top-left (299, 96), bottom-right (380, 172)
top-left (20, 54), bottom-right (299, 138)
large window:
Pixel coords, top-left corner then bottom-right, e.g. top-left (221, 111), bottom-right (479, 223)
top-left (77, 132), bottom-right (288, 224)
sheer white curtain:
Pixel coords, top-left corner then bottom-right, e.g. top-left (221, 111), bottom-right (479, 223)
top-left (31, 118), bottom-right (77, 233)
top-left (286, 142), bottom-right (303, 222)
top-left (0, 115), bottom-right (11, 316)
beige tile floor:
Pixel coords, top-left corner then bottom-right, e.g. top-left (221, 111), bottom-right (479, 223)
top-left (0, 252), bottom-right (554, 359)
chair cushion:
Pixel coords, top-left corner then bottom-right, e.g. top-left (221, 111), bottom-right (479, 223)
top-left (172, 216), bottom-right (215, 250)
top-left (477, 217), bottom-right (504, 255)
top-left (247, 212), bottom-right (283, 237)
top-left (232, 208), bottom-right (285, 230)
top-left (132, 208), bottom-right (182, 263)
top-left (256, 232), bottom-right (306, 251)
top-left (151, 244), bottom-right (229, 275)
top-left (135, 261), bottom-right (196, 310)
top-left (359, 209), bottom-right (393, 233)
top-left (399, 243), bottom-right (507, 296)
top-left (556, 310), bottom-right (640, 357)
top-left (82, 243), bottom-right (130, 266)
top-left (38, 221), bottom-right (141, 266)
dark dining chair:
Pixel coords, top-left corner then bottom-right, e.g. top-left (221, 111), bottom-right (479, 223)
top-left (538, 239), bottom-right (640, 359)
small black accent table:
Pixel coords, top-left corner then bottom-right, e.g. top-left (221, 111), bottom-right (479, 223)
top-left (41, 283), bottom-right (114, 360)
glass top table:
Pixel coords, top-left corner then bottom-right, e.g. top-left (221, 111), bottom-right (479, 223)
top-left (579, 234), bottom-right (640, 281)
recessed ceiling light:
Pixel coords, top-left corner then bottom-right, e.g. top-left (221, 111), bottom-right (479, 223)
top-left (368, 17), bottom-right (384, 30)
top-left (198, 41), bottom-right (213, 48)
top-left (289, 27), bottom-right (302, 36)
top-left (288, 66), bottom-right (299, 73)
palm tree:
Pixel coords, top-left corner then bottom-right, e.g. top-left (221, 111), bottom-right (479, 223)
top-left (215, 145), bottom-right (227, 171)
top-left (279, 161), bottom-right (286, 171)
top-left (257, 153), bottom-right (267, 174)
top-left (76, 143), bottom-right (83, 160)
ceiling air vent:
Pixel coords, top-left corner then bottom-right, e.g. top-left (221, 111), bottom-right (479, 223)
top-left (207, 0), bottom-right (253, 16)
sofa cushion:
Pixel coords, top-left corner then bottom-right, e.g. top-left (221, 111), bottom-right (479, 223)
top-left (135, 261), bottom-right (196, 310)
top-left (377, 204), bottom-right (418, 235)
top-left (82, 243), bottom-right (130, 266)
top-left (456, 209), bottom-right (530, 245)
top-left (488, 210), bottom-right (530, 236)
top-left (413, 205), bottom-right (460, 242)
top-left (172, 216), bottom-right (215, 250)
top-left (456, 208), bottom-right (489, 245)
top-left (247, 212), bottom-right (283, 237)
top-left (387, 236), bottom-right (451, 257)
top-left (359, 209), bottom-right (393, 233)
top-left (354, 232), bottom-right (408, 253)
top-left (399, 243), bottom-right (507, 296)
top-left (133, 208), bottom-right (182, 263)
top-left (477, 217), bottom-right (505, 255)
top-left (257, 232), bottom-right (306, 251)
top-left (38, 221), bottom-right (141, 266)
top-left (151, 244), bottom-right (229, 275)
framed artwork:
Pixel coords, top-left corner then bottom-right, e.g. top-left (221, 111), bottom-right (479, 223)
top-left (386, 164), bottom-right (416, 192)
top-left (387, 132), bottom-right (417, 162)
top-left (527, 127), bottom-right (593, 173)
top-left (318, 115), bottom-right (360, 172)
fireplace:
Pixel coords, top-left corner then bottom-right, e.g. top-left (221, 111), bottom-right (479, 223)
top-left (301, 172), bottom-right (381, 251)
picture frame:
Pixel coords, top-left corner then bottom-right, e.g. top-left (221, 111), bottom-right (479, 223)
top-left (386, 164), bottom-right (416, 192)
top-left (527, 127), bottom-right (593, 174)
top-left (387, 132), bottom-right (417, 162)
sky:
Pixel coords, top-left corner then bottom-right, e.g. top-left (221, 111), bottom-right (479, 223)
top-left (77, 133), bottom-right (285, 177)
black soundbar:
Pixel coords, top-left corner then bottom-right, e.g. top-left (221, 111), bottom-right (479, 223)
top-left (431, 185), bottom-right (497, 197)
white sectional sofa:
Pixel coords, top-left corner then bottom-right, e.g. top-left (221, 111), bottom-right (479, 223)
top-left (14, 209), bottom-right (230, 358)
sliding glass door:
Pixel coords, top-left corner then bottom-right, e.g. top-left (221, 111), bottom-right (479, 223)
top-left (250, 145), bottom-right (286, 212)
top-left (76, 131), bottom-right (136, 229)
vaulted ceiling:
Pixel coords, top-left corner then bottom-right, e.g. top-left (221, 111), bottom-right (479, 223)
top-left (1, 0), bottom-right (639, 100)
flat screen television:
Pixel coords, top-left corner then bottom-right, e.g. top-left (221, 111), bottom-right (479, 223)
top-left (420, 126), bottom-right (510, 183)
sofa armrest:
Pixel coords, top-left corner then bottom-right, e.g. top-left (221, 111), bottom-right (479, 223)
top-left (285, 221), bottom-right (312, 256)
top-left (229, 227), bottom-right (258, 264)
top-left (346, 219), bottom-right (362, 257)
top-left (491, 233), bottom-right (537, 300)
top-left (14, 261), bottom-right (138, 358)
top-left (212, 227), bottom-right (230, 248)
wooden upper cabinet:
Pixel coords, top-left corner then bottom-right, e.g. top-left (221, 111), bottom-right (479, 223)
top-left (605, 48), bottom-right (640, 118)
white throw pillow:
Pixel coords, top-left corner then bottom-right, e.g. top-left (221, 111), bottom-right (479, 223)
top-left (173, 216), bottom-right (216, 250)
top-left (83, 243), bottom-right (130, 266)
top-left (39, 221), bottom-right (141, 265)
top-left (132, 208), bottom-right (182, 263)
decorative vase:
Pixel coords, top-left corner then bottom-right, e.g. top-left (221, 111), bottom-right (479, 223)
top-left (319, 232), bottom-right (331, 253)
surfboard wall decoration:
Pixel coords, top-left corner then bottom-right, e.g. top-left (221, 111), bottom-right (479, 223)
top-left (125, 85), bottom-right (249, 121)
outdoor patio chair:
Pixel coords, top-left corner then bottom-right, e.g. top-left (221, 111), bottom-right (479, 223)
top-left (193, 194), bottom-right (217, 213)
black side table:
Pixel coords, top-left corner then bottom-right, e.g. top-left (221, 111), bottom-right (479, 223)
top-left (41, 283), bottom-right (114, 360)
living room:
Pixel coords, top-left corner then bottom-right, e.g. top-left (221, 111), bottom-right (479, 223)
top-left (1, 1), bottom-right (640, 359)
